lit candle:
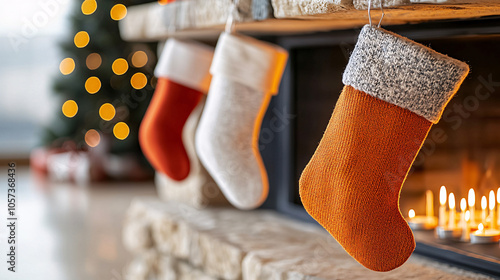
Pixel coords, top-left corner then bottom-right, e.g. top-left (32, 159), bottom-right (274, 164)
top-left (460, 198), bottom-right (466, 229)
top-left (468, 188), bottom-right (476, 226)
top-left (489, 190), bottom-right (497, 229)
top-left (407, 208), bottom-right (437, 230)
top-left (481, 195), bottom-right (487, 225)
top-left (470, 223), bottom-right (500, 244)
top-left (426, 190), bottom-right (434, 218)
top-left (448, 193), bottom-right (456, 229)
top-left (439, 186), bottom-right (447, 228)
top-left (409, 209), bottom-right (415, 220)
top-left (497, 188), bottom-right (500, 225)
top-left (461, 210), bottom-right (470, 242)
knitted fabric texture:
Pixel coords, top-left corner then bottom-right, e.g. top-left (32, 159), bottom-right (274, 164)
top-left (300, 86), bottom-right (432, 271)
top-left (139, 38), bottom-right (214, 181)
top-left (139, 78), bottom-right (203, 181)
top-left (343, 25), bottom-right (469, 123)
top-left (196, 76), bottom-right (271, 209)
top-left (300, 27), bottom-right (469, 271)
top-left (196, 32), bottom-right (288, 210)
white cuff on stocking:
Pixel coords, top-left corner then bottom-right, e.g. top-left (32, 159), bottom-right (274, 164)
top-left (155, 39), bottom-right (215, 93)
top-left (210, 32), bottom-right (289, 94)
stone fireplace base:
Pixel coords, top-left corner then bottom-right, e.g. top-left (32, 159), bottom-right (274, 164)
top-left (123, 197), bottom-right (492, 280)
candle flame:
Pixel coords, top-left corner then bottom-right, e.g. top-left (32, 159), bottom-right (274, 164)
top-left (489, 190), bottom-right (495, 210)
top-left (497, 187), bottom-right (500, 204)
top-left (468, 188), bottom-right (475, 207)
top-left (478, 223), bottom-right (484, 231)
top-left (449, 193), bottom-right (455, 209)
top-left (460, 198), bottom-right (466, 211)
top-left (440, 186), bottom-right (447, 206)
top-left (465, 210), bottom-right (470, 222)
top-left (409, 209), bottom-right (415, 219)
top-left (481, 196), bottom-right (487, 210)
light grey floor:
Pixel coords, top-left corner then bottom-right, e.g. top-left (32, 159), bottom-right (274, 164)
top-left (0, 167), bottom-right (156, 280)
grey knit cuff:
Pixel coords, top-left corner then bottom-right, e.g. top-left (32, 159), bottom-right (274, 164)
top-left (343, 25), bottom-right (469, 124)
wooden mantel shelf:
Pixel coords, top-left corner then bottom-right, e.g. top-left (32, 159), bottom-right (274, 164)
top-left (119, 1), bottom-right (500, 42)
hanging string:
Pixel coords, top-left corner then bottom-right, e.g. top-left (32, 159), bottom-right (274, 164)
top-left (225, 0), bottom-right (238, 34)
top-left (368, 0), bottom-right (385, 28)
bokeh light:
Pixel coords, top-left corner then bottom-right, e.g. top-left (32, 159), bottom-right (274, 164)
top-left (62, 100), bottom-right (78, 118)
top-left (86, 53), bottom-right (102, 70)
top-left (110, 4), bottom-right (127, 21)
top-left (113, 122), bottom-right (130, 140)
top-left (131, 51), bottom-right (148, 68)
top-left (85, 76), bottom-right (101, 94)
top-left (85, 129), bottom-right (101, 147)
top-left (112, 58), bottom-right (128, 75)
top-left (74, 31), bottom-right (90, 48)
top-left (81, 0), bottom-right (97, 15)
top-left (99, 103), bottom-right (116, 121)
top-left (130, 72), bottom-right (147, 89)
top-left (59, 58), bottom-right (75, 75)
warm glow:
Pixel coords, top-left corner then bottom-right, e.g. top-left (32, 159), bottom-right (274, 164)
top-left (468, 188), bottom-right (475, 207)
top-left (74, 31), bottom-right (90, 48)
top-left (158, 0), bottom-right (171, 5)
top-left (85, 129), bottom-right (101, 147)
top-left (85, 76), bottom-right (101, 94)
top-left (489, 190), bottom-right (495, 210)
top-left (81, 0), bottom-right (97, 15)
top-left (439, 186), bottom-right (447, 206)
top-left (449, 193), bottom-right (455, 209)
top-left (131, 51), bottom-right (148, 68)
top-left (481, 196), bottom-right (487, 210)
top-left (465, 210), bottom-right (470, 222)
top-left (59, 58), bottom-right (75, 75)
top-left (112, 58), bottom-right (128, 75)
top-left (113, 122), bottom-right (130, 140)
top-left (99, 103), bottom-right (116, 121)
top-left (110, 4), bottom-right (127, 21)
top-left (408, 209), bottom-right (415, 219)
top-left (130, 72), bottom-right (147, 89)
top-left (62, 100), bottom-right (78, 118)
top-left (478, 223), bottom-right (484, 232)
top-left (497, 187), bottom-right (500, 203)
top-left (86, 53), bottom-right (102, 70)
top-left (460, 198), bottom-right (466, 212)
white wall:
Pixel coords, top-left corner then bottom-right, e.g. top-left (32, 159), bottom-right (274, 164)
top-left (0, 0), bottom-right (72, 157)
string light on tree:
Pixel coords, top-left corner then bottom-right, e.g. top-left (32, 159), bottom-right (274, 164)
top-left (131, 51), bottom-right (148, 68)
top-left (81, 0), bottom-right (97, 15)
top-left (74, 31), bottom-right (90, 48)
top-left (59, 58), bottom-right (75, 75)
top-left (85, 129), bottom-right (101, 147)
top-left (85, 76), bottom-right (101, 94)
top-left (62, 100), bottom-right (78, 118)
top-left (113, 122), bottom-right (130, 140)
top-left (110, 4), bottom-right (127, 21)
top-left (131, 72), bottom-right (147, 89)
top-left (86, 53), bottom-right (102, 70)
top-left (99, 103), bottom-right (116, 121)
top-left (112, 58), bottom-right (129, 75)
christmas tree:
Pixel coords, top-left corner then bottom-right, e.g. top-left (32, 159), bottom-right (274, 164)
top-left (46, 0), bottom-right (157, 177)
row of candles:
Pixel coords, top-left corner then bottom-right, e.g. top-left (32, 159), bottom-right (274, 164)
top-left (407, 186), bottom-right (500, 244)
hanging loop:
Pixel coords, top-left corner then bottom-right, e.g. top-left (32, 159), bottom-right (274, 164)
top-left (225, 0), bottom-right (238, 34)
top-left (368, 0), bottom-right (385, 28)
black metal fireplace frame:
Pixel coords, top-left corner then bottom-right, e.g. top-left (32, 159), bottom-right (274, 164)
top-left (259, 16), bottom-right (500, 277)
